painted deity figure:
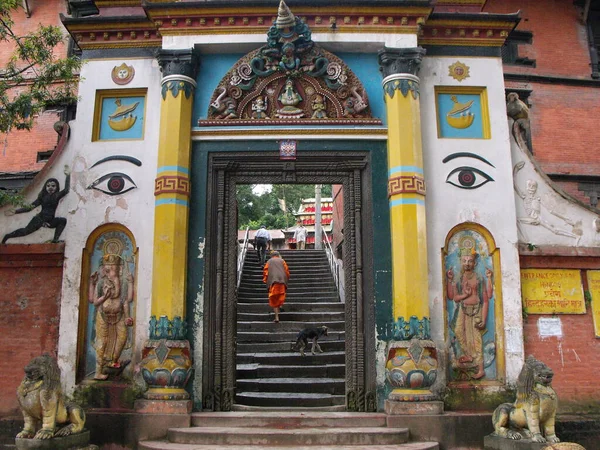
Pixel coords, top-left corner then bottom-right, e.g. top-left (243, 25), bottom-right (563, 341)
top-left (311, 94), bottom-right (327, 119)
top-left (88, 248), bottom-right (134, 380)
top-left (277, 78), bottom-right (304, 118)
top-left (279, 78), bottom-right (302, 107)
top-left (2, 166), bottom-right (70, 244)
top-left (279, 42), bottom-right (300, 72)
top-left (447, 239), bottom-right (493, 380)
top-left (251, 96), bottom-right (269, 119)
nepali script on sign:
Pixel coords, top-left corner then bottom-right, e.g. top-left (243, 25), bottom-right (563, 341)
top-left (586, 271), bottom-right (600, 337)
top-left (521, 269), bottom-right (585, 314)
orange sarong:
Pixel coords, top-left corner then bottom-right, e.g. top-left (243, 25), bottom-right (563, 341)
top-left (268, 283), bottom-right (287, 308)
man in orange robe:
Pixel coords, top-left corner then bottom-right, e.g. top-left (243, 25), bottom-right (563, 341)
top-left (263, 251), bottom-right (290, 323)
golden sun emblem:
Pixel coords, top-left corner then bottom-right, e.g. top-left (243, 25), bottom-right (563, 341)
top-left (111, 63), bottom-right (135, 85)
top-left (448, 61), bottom-right (470, 82)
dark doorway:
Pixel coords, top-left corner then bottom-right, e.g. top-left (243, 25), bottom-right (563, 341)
top-left (201, 151), bottom-right (377, 412)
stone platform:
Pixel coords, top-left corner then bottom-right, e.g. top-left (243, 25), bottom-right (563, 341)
top-left (484, 434), bottom-right (585, 449)
top-left (15, 430), bottom-right (95, 450)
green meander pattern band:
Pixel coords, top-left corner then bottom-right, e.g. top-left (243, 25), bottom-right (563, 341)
top-left (149, 315), bottom-right (188, 340)
top-left (381, 316), bottom-right (431, 341)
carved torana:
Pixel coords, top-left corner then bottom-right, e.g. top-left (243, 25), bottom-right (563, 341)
top-left (201, 1), bottom-right (379, 126)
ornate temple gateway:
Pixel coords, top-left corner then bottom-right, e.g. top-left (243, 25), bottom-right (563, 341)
top-left (1, 0), bottom-right (599, 447)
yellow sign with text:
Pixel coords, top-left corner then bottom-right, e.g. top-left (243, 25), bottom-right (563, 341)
top-left (521, 269), bottom-right (585, 314)
top-left (586, 271), bottom-right (600, 337)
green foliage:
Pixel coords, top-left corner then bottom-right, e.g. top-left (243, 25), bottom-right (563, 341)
top-left (0, 188), bottom-right (25, 207)
top-left (584, 290), bottom-right (592, 306)
top-left (0, 0), bottom-right (81, 133)
top-left (237, 184), bottom-right (333, 230)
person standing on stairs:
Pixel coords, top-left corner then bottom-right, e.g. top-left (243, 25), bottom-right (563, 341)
top-left (263, 251), bottom-right (290, 323)
top-left (293, 220), bottom-right (307, 250)
top-left (255, 224), bottom-right (271, 266)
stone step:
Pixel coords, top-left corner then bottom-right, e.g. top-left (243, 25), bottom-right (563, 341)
top-left (238, 286), bottom-right (338, 294)
top-left (238, 295), bottom-right (339, 303)
top-left (237, 302), bottom-right (344, 313)
top-left (236, 377), bottom-right (345, 394)
top-left (233, 393), bottom-right (347, 409)
top-left (237, 363), bottom-right (345, 379)
top-left (166, 425), bottom-right (407, 445)
top-left (230, 404), bottom-right (347, 412)
top-left (237, 331), bottom-right (345, 343)
top-left (237, 351), bottom-right (345, 365)
top-left (237, 340), bottom-right (345, 353)
top-left (240, 279), bottom-right (336, 288)
top-left (140, 442), bottom-right (439, 450)
top-left (238, 311), bottom-right (345, 322)
top-left (237, 321), bottom-right (345, 332)
top-left (190, 412), bottom-right (388, 428)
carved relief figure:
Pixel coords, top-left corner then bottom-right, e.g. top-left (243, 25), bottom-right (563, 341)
top-left (210, 87), bottom-right (237, 119)
top-left (2, 166), bottom-right (70, 244)
top-left (446, 231), bottom-right (496, 381)
top-left (17, 354), bottom-right (85, 440)
top-left (277, 78), bottom-right (304, 118)
top-left (251, 96), bottom-right (269, 119)
top-left (311, 94), bottom-right (327, 119)
top-left (514, 161), bottom-right (581, 244)
top-left (492, 356), bottom-right (559, 444)
top-left (87, 233), bottom-right (135, 380)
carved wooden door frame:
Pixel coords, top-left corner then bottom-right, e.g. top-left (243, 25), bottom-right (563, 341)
top-left (202, 151), bottom-right (377, 412)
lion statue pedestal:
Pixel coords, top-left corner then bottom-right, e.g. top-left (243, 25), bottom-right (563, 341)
top-left (15, 354), bottom-right (97, 450)
top-left (484, 356), bottom-right (585, 450)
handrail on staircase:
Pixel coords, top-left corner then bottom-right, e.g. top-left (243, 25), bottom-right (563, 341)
top-left (237, 226), bottom-right (250, 289)
top-left (322, 220), bottom-right (340, 297)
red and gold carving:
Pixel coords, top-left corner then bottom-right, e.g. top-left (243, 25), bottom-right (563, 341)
top-left (388, 175), bottom-right (426, 197)
top-left (154, 175), bottom-right (190, 197)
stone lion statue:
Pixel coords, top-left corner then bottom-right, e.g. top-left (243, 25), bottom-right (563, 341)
top-left (16, 354), bottom-right (86, 440)
top-left (492, 355), bottom-right (559, 443)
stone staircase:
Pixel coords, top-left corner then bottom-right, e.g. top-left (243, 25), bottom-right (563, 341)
top-left (236, 249), bottom-right (345, 409)
top-left (138, 412), bottom-right (439, 449)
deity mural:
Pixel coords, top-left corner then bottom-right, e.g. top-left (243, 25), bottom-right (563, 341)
top-left (445, 228), bottom-right (498, 381)
top-left (82, 228), bottom-right (136, 381)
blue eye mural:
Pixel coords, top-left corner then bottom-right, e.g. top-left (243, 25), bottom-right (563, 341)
top-left (443, 152), bottom-right (495, 190)
top-left (87, 155), bottom-right (142, 196)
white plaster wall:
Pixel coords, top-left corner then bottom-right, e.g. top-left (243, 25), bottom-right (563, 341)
top-left (0, 57), bottom-right (162, 392)
top-left (420, 56), bottom-right (525, 384)
top-left (509, 127), bottom-right (600, 247)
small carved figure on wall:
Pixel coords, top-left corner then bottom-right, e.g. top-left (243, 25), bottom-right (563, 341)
top-left (16, 354), bottom-right (86, 440)
top-left (251, 96), bottom-right (269, 119)
top-left (446, 235), bottom-right (493, 380)
top-left (88, 239), bottom-right (134, 380)
top-left (2, 166), bottom-right (70, 244)
top-left (311, 94), bottom-right (327, 119)
top-left (491, 356), bottom-right (560, 443)
top-left (514, 161), bottom-right (581, 244)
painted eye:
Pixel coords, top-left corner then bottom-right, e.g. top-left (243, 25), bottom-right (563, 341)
top-left (88, 173), bottom-right (136, 195)
top-left (446, 166), bottom-right (494, 190)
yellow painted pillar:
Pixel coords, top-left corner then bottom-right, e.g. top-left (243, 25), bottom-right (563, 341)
top-left (140, 49), bottom-right (198, 404)
top-left (379, 47), bottom-right (441, 413)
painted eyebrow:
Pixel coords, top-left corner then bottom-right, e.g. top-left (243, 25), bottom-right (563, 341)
top-left (442, 152), bottom-right (495, 168)
top-left (91, 155), bottom-right (142, 168)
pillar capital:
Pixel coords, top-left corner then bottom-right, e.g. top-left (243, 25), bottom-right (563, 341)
top-left (378, 47), bottom-right (426, 79)
top-left (157, 48), bottom-right (200, 82)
